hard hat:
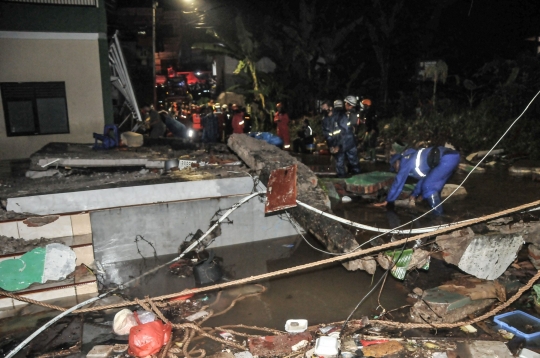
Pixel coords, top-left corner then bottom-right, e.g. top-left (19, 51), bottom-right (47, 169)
top-left (222, 104), bottom-right (228, 109)
top-left (361, 99), bottom-right (372, 106)
top-left (333, 99), bottom-right (344, 109)
top-left (344, 95), bottom-right (357, 106)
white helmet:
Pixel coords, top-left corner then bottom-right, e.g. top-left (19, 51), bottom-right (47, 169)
top-left (344, 95), bottom-right (357, 106)
top-left (333, 99), bottom-right (344, 109)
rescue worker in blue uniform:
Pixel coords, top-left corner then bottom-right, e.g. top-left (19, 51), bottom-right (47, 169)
top-left (375, 146), bottom-right (460, 215)
top-left (321, 100), bottom-right (361, 177)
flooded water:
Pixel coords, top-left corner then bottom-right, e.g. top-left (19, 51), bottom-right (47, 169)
top-left (100, 155), bottom-right (540, 331)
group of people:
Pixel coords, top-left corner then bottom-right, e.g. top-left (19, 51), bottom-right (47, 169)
top-left (319, 96), bottom-right (459, 215)
top-left (140, 101), bottom-right (251, 143)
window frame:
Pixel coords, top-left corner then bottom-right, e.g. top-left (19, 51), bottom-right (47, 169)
top-left (1, 81), bottom-right (70, 137)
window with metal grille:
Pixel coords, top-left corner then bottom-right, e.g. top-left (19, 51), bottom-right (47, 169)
top-left (1, 82), bottom-right (70, 136)
top-left (2, 0), bottom-right (98, 6)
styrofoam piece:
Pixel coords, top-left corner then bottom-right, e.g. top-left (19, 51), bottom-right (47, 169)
top-left (285, 319), bottom-right (308, 333)
top-left (519, 348), bottom-right (540, 358)
top-left (494, 310), bottom-right (540, 340)
top-left (87, 345), bottom-right (114, 358)
top-left (292, 340), bottom-right (309, 352)
top-left (186, 310), bottom-right (208, 321)
top-left (234, 352), bottom-right (254, 358)
top-left (314, 336), bottom-right (339, 358)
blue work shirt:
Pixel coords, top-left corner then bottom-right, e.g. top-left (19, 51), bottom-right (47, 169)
top-left (387, 147), bottom-right (435, 202)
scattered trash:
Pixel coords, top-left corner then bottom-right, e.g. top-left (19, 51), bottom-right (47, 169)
top-left (377, 248), bottom-right (430, 280)
top-left (498, 329), bottom-right (515, 340)
top-left (423, 342), bottom-right (440, 349)
top-left (494, 310), bottom-right (540, 340)
top-left (112, 344), bottom-right (128, 353)
top-left (314, 336), bottom-right (339, 358)
top-left (248, 332), bottom-right (312, 357)
top-left (113, 309), bottom-right (138, 335)
top-left (234, 351), bottom-right (254, 358)
top-left (361, 341), bottom-right (404, 357)
top-left (220, 332), bottom-right (235, 341)
top-left (135, 310), bottom-right (156, 324)
top-left (460, 324), bottom-right (478, 333)
top-left (193, 251), bottom-right (223, 286)
top-left (341, 196), bottom-right (352, 203)
top-left (319, 326), bottom-right (336, 334)
top-left (360, 339), bottom-right (389, 347)
top-left (128, 318), bottom-right (172, 357)
top-left (285, 319), bottom-right (308, 333)
top-left (87, 345), bottom-right (114, 358)
top-left (186, 310), bottom-right (209, 321)
top-left (292, 340), bottom-right (309, 352)
top-left (282, 244), bottom-right (295, 248)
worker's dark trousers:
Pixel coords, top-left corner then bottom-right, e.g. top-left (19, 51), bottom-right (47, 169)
top-left (335, 146), bottom-right (361, 177)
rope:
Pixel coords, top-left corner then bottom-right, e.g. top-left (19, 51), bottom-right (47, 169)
top-left (70, 198), bottom-right (540, 313)
top-left (1, 198), bottom-right (539, 352)
top-left (3, 199), bottom-right (540, 316)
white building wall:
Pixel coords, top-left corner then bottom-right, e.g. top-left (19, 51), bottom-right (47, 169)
top-left (0, 32), bottom-right (106, 160)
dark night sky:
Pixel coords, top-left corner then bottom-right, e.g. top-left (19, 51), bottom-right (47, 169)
top-left (114, 0), bottom-right (540, 80)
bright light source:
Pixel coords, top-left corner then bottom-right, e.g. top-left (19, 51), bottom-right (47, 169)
top-left (188, 129), bottom-right (194, 137)
top-left (196, 72), bottom-right (201, 75)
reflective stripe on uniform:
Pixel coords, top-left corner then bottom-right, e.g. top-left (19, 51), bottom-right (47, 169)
top-left (239, 121), bottom-right (244, 125)
top-left (415, 148), bottom-right (426, 177)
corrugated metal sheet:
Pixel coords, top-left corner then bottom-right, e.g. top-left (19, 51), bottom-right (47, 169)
top-left (4, 0), bottom-right (98, 7)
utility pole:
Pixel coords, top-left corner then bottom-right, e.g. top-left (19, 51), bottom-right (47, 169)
top-left (152, 0), bottom-right (157, 109)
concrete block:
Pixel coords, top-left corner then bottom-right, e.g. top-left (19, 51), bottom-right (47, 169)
top-left (466, 341), bottom-right (512, 357)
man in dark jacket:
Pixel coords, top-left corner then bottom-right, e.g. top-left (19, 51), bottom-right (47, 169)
top-left (322, 100), bottom-right (361, 177)
top-left (201, 106), bottom-right (219, 143)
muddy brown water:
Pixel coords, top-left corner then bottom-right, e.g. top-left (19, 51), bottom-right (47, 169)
top-left (2, 156), bottom-right (540, 355)
top-left (102, 156), bottom-right (540, 330)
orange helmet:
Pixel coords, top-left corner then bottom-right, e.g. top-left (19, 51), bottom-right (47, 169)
top-left (361, 99), bottom-right (372, 106)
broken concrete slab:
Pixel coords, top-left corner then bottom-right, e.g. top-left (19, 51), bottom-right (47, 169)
top-left (228, 134), bottom-right (369, 272)
top-left (436, 228), bottom-right (523, 280)
top-left (410, 277), bottom-right (520, 324)
top-left (6, 176), bottom-right (255, 215)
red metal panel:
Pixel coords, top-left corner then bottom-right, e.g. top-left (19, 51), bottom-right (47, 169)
top-left (265, 164), bottom-right (298, 213)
